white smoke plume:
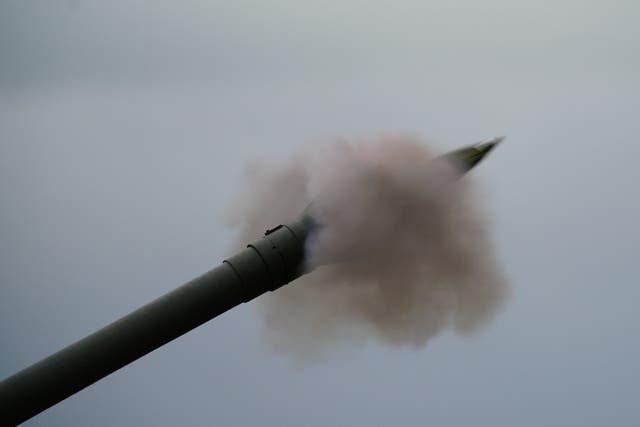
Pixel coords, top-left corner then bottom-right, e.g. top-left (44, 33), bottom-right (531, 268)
top-left (228, 137), bottom-right (508, 360)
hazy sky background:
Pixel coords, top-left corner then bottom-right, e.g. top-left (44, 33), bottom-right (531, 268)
top-left (1, 1), bottom-right (639, 425)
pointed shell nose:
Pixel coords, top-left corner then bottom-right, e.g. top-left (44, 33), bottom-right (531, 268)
top-left (475, 136), bottom-right (505, 158)
top-left (440, 136), bottom-right (504, 174)
top-left (489, 136), bottom-right (505, 145)
top-left (477, 136), bottom-right (504, 151)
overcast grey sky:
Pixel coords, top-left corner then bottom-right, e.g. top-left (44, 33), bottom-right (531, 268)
top-left (1, 1), bottom-right (639, 425)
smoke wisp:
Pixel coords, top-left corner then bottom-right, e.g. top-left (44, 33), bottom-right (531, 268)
top-left (229, 137), bottom-right (508, 360)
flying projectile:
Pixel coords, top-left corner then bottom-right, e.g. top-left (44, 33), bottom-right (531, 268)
top-left (441, 136), bottom-right (504, 172)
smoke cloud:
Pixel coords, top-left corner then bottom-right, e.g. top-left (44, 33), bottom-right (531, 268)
top-left (229, 137), bottom-right (508, 361)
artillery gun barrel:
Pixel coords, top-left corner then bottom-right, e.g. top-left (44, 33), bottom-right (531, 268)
top-left (0, 220), bottom-right (308, 425)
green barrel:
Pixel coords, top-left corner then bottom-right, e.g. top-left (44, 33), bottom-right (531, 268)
top-left (0, 219), bottom-right (308, 425)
